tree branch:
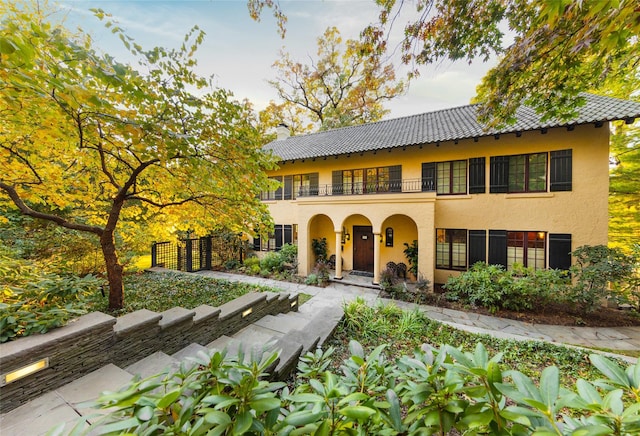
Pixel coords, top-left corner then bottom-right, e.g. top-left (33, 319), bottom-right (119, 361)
top-left (0, 181), bottom-right (104, 235)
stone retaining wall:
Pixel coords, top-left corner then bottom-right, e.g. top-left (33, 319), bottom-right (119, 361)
top-left (0, 292), bottom-right (298, 413)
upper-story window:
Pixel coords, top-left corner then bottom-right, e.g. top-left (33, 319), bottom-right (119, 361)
top-left (422, 158), bottom-right (485, 194)
top-left (332, 165), bottom-right (401, 195)
top-left (261, 173), bottom-right (319, 200)
top-left (490, 149), bottom-right (572, 193)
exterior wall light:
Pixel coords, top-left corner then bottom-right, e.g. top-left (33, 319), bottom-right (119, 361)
top-left (342, 227), bottom-right (350, 242)
top-left (1, 358), bottom-right (49, 386)
top-left (242, 308), bottom-right (253, 318)
top-left (290, 300), bottom-right (297, 308)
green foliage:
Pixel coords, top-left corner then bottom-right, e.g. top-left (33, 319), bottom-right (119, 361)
top-left (403, 240), bottom-right (418, 277)
top-left (445, 262), bottom-right (569, 313)
top-left (1, 2), bottom-right (276, 310)
top-left (278, 243), bottom-right (298, 266)
top-left (304, 273), bottom-right (319, 285)
top-left (338, 299), bottom-right (601, 383)
top-left (0, 256), bottom-right (104, 342)
top-left (259, 252), bottom-right (285, 273)
top-left (90, 272), bottom-right (272, 316)
top-left (66, 336), bottom-right (640, 435)
top-left (61, 348), bottom-right (285, 435)
top-left (311, 237), bottom-right (328, 263)
top-left (569, 245), bottom-right (637, 313)
top-left (356, 0), bottom-right (640, 128)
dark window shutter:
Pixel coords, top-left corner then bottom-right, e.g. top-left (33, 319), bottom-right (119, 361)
top-left (274, 225), bottom-right (283, 250)
top-left (550, 149), bottom-right (572, 191)
top-left (274, 176), bottom-right (283, 200)
top-left (309, 173), bottom-right (319, 196)
top-left (468, 230), bottom-right (486, 266)
top-left (490, 156), bottom-right (509, 193)
top-left (332, 170), bottom-right (343, 195)
top-left (389, 165), bottom-right (402, 192)
top-left (253, 234), bottom-right (261, 251)
top-left (469, 157), bottom-right (486, 194)
top-left (549, 233), bottom-right (572, 270)
top-left (284, 176), bottom-right (293, 200)
top-left (488, 230), bottom-right (507, 267)
top-left (284, 225), bottom-right (293, 245)
top-left (422, 162), bottom-right (436, 191)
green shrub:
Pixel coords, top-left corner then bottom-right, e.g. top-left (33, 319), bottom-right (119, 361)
top-left (569, 244), bottom-right (637, 313)
top-left (242, 257), bottom-right (260, 275)
top-left (445, 262), bottom-right (511, 312)
top-left (223, 259), bottom-right (241, 270)
top-left (445, 262), bottom-right (570, 313)
top-left (278, 243), bottom-right (298, 265)
top-left (259, 252), bottom-right (285, 273)
top-left (67, 340), bottom-right (640, 435)
top-left (0, 256), bottom-right (104, 342)
top-left (403, 240), bottom-right (418, 277)
top-left (305, 273), bottom-right (319, 285)
top-left (311, 237), bottom-right (328, 262)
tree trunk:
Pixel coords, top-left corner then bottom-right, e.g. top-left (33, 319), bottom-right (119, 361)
top-left (101, 229), bottom-right (124, 310)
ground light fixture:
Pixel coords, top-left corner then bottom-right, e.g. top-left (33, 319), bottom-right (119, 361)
top-left (1, 358), bottom-right (49, 386)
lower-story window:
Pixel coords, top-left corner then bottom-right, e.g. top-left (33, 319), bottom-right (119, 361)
top-left (506, 231), bottom-right (546, 270)
top-left (436, 229), bottom-right (467, 270)
top-left (253, 224), bottom-right (297, 251)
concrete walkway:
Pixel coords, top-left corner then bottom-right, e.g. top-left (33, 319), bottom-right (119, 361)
top-left (196, 270), bottom-right (640, 358)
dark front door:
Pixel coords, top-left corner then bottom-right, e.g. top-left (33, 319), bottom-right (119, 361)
top-left (353, 226), bottom-right (374, 272)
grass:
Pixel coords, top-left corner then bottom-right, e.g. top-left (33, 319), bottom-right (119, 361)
top-left (89, 271), bottom-right (308, 316)
top-left (328, 298), bottom-right (626, 383)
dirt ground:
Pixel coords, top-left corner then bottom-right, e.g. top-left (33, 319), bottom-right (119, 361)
top-left (422, 293), bottom-right (640, 327)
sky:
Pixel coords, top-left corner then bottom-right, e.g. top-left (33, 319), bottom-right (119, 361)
top-left (59, 0), bottom-right (499, 120)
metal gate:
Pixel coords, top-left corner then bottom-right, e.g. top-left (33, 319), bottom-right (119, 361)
top-left (151, 234), bottom-right (244, 272)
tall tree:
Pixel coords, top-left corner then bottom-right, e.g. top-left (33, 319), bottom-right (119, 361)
top-left (0, 3), bottom-right (276, 310)
top-left (361, 0), bottom-right (639, 126)
top-left (606, 68), bottom-right (640, 252)
top-left (268, 26), bottom-right (406, 131)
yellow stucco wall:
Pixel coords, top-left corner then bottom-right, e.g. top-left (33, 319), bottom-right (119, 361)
top-left (261, 123), bottom-right (610, 285)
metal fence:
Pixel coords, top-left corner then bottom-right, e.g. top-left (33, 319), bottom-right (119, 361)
top-left (151, 234), bottom-right (244, 272)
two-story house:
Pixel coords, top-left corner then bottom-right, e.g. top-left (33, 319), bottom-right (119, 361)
top-left (258, 94), bottom-right (640, 287)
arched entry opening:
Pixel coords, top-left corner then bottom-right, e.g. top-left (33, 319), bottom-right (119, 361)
top-left (380, 215), bottom-right (419, 280)
top-left (307, 214), bottom-right (335, 272)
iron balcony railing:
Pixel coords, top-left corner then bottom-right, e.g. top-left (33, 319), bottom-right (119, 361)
top-left (297, 178), bottom-right (434, 197)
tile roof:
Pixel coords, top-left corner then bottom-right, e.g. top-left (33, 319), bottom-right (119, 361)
top-left (264, 93), bottom-right (640, 161)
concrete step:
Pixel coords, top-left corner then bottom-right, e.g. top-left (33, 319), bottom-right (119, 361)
top-left (1, 391), bottom-right (84, 436)
top-left (171, 342), bottom-right (211, 367)
top-left (307, 305), bottom-right (345, 347)
top-left (234, 323), bottom-right (284, 343)
top-left (125, 351), bottom-right (179, 379)
top-left (1, 363), bottom-right (136, 435)
top-left (207, 334), bottom-right (234, 351)
top-left (254, 313), bottom-right (308, 333)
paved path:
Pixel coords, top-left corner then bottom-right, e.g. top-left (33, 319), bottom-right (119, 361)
top-left (196, 270), bottom-right (640, 361)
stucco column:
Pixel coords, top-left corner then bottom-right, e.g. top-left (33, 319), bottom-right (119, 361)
top-left (373, 232), bottom-right (381, 285)
top-left (334, 230), bottom-right (343, 280)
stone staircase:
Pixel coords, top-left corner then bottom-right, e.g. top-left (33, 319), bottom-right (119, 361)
top-left (1, 297), bottom-right (344, 436)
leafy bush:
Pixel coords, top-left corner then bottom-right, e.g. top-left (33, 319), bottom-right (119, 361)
top-left (444, 262), bottom-right (512, 312)
top-left (223, 259), bottom-right (241, 270)
top-left (569, 244), bottom-right (637, 313)
top-left (278, 243), bottom-right (298, 266)
top-left (311, 237), bottom-right (328, 262)
top-left (259, 252), bottom-right (285, 273)
top-left (0, 256), bottom-right (104, 342)
top-left (242, 257), bottom-right (261, 275)
top-left (403, 240), bottom-right (418, 277)
top-left (304, 273), bottom-right (319, 285)
top-left (65, 339), bottom-right (640, 435)
top-left (445, 262), bottom-right (570, 313)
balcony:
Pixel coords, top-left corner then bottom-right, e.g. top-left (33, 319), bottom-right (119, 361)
top-left (298, 179), bottom-right (433, 197)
